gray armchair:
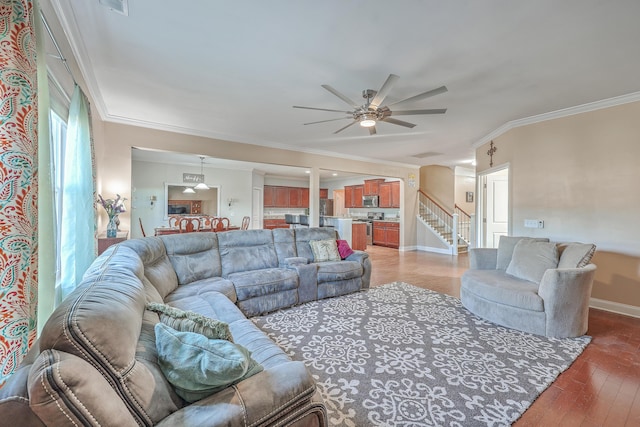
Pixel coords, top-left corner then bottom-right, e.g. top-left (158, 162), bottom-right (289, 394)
top-left (461, 237), bottom-right (597, 338)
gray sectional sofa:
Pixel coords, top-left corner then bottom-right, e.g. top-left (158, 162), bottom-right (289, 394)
top-left (461, 236), bottom-right (596, 338)
top-left (0, 227), bottom-right (370, 426)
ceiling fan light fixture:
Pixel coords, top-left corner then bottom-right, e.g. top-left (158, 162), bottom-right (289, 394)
top-left (359, 113), bottom-right (377, 127)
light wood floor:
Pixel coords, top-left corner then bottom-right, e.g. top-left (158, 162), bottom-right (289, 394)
top-left (366, 245), bottom-right (640, 427)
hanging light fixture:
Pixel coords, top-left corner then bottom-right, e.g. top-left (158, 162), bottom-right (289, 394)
top-left (183, 187), bottom-right (196, 194)
top-left (194, 156), bottom-right (210, 190)
top-left (359, 112), bottom-right (377, 128)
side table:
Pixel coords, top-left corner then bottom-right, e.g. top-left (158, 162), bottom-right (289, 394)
top-left (98, 230), bottom-right (128, 255)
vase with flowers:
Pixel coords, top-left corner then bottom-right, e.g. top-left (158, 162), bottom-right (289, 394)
top-left (97, 194), bottom-right (127, 238)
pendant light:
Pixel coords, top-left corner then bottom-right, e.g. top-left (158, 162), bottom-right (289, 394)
top-left (194, 156), bottom-right (210, 190)
top-left (183, 187), bottom-right (196, 194)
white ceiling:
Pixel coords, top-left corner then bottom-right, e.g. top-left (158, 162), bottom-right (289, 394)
top-left (52, 0), bottom-right (640, 169)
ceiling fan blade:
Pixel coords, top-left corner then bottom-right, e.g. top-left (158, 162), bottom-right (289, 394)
top-left (321, 85), bottom-right (359, 108)
top-left (380, 117), bottom-right (416, 128)
top-left (388, 85), bottom-right (448, 107)
top-left (303, 117), bottom-right (351, 125)
top-left (293, 105), bottom-right (352, 113)
top-left (370, 74), bottom-right (400, 108)
top-left (333, 120), bottom-right (358, 134)
top-left (391, 108), bottom-right (447, 115)
top-left (368, 126), bottom-right (377, 135)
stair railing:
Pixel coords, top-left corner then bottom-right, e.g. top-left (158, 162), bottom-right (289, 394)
top-left (454, 204), bottom-right (471, 245)
top-left (418, 190), bottom-right (457, 251)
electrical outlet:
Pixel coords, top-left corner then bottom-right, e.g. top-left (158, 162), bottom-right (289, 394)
top-left (524, 219), bottom-right (544, 228)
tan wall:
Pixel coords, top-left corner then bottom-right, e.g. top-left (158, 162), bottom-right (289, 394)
top-left (94, 121), bottom-right (421, 247)
top-left (419, 165), bottom-right (455, 211)
top-left (476, 101), bottom-right (640, 308)
top-left (454, 170), bottom-right (476, 214)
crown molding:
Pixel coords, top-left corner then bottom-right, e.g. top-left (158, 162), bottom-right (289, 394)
top-left (473, 91), bottom-right (640, 149)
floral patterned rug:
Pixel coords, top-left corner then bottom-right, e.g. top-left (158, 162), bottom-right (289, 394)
top-left (252, 282), bottom-right (591, 427)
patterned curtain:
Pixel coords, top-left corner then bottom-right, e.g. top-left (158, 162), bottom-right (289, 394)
top-left (0, 0), bottom-right (39, 385)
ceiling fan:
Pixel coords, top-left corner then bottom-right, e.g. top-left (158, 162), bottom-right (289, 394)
top-left (293, 74), bottom-right (447, 135)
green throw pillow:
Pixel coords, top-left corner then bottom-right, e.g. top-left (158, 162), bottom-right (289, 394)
top-left (309, 239), bottom-right (341, 262)
top-left (154, 323), bottom-right (263, 402)
top-left (146, 302), bottom-right (233, 342)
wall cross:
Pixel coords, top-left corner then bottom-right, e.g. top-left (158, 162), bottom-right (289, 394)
top-left (487, 141), bottom-right (497, 167)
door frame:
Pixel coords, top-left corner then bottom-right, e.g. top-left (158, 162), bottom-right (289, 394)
top-left (476, 163), bottom-right (511, 248)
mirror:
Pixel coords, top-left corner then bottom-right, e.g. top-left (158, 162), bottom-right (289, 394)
top-left (164, 183), bottom-right (220, 219)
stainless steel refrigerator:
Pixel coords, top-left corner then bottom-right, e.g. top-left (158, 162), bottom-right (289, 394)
top-left (319, 199), bottom-right (333, 216)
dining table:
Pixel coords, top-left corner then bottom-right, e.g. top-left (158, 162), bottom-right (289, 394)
top-left (154, 226), bottom-right (239, 236)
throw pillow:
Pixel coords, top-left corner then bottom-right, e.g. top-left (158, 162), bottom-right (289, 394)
top-left (146, 302), bottom-right (233, 342)
top-left (496, 236), bottom-right (550, 270)
top-left (506, 239), bottom-right (559, 284)
top-left (557, 243), bottom-right (596, 268)
top-left (309, 239), bottom-right (341, 262)
top-left (154, 323), bottom-right (263, 402)
top-left (336, 239), bottom-right (354, 260)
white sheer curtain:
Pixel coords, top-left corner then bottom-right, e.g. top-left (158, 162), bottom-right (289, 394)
top-left (57, 85), bottom-right (96, 303)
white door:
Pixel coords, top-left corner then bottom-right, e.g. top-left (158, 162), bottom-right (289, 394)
top-left (484, 168), bottom-right (509, 248)
top-left (252, 188), bottom-right (262, 230)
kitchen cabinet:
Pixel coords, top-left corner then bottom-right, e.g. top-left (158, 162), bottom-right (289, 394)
top-left (372, 221), bottom-right (400, 248)
top-left (352, 222), bottom-right (367, 251)
top-left (345, 185), bottom-right (364, 208)
top-left (379, 181), bottom-right (400, 208)
top-left (168, 200), bottom-right (202, 215)
top-left (263, 219), bottom-right (289, 229)
top-left (264, 185), bottom-right (326, 208)
top-left (364, 179), bottom-right (385, 196)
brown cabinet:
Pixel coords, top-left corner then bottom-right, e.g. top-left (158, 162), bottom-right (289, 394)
top-left (263, 219), bottom-right (289, 229)
top-left (352, 222), bottom-right (367, 251)
top-left (345, 185), bottom-right (364, 208)
top-left (364, 179), bottom-right (385, 196)
top-left (372, 221), bottom-right (400, 248)
top-left (98, 231), bottom-right (128, 255)
top-left (168, 200), bottom-right (202, 215)
top-left (264, 185), bottom-right (323, 208)
top-left (379, 181), bottom-right (400, 208)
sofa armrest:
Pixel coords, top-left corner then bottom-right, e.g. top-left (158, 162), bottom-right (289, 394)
top-left (282, 256), bottom-right (308, 267)
top-left (538, 264), bottom-right (597, 338)
top-left (468, 248), bottom-right (498, 270)
top-left (347, 250), bottom-right (371, 290)
top-left (155, 361), bottom-right (317, 427)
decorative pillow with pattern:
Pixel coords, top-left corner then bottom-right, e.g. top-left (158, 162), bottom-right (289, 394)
top-left (146, 302), bottom-right (233, 342)
top-left (336, 239), bottom-right (354, 259)
top-left (309, 239), bottom-right (341, 262)
top-left (557, 243), bottom-right (596, 268)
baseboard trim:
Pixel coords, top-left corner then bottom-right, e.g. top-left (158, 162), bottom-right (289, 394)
top-left (590, 298), bottom-right (640, 318)
top-left (415, 245), bottom-right (454, 255)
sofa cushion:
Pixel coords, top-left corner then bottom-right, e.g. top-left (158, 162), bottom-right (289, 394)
top-left (161, 232), bottom-right (223, 284)
top-left (121, 237), bottom-right (179, 298)
top-left (309, 239), bottom-right (341, 262)
top-left (154, 323), bottom-right (263, 403)
top-left (146, 302), bottom-right (233, 342)
top-left (557, 243), bottom-right (596, 268)
top-left (165, 276), bottom-right (237, 304)
top-left (337, 239), bottom-right (354, 259)
top-left (218, 229), bottom-right (279, 276)
top-left (293, 227), bottom-right (339, 262)
top-left (506, 240), bottom-right (559, 284)
top-left (461, 270), bottom-right (544, 311)
top-left (496, 236), bottom-right (550, 270)
top-left (165, 290), bottom-right (247, 324)
top-left (316, 261), bottom-right (363, 283)
top-left (227, 268), bottom-right (298, 301)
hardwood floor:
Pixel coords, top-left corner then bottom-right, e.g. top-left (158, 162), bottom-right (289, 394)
top-left (366, 245), bottom-right (640, 427)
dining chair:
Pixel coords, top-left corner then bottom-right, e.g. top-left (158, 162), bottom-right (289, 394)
top-left (202, 216), bottom-right (219, 231)
top-left (178, 217), bottom-right (201, 233)
top-left (218, 217), bottom-right (231, 231)
top-left (241, 216), bottom-right (250, 230)
top-left (139, 217), bottom-right (147, 237)
top-left (168, 215), bottom-right (181, 228)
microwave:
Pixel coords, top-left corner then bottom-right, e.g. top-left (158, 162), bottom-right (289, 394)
top-left (362, 195), bottom-right (379, 208)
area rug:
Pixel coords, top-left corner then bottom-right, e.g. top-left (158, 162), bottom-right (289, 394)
top-left (252, 282), bottom-right (591, 427)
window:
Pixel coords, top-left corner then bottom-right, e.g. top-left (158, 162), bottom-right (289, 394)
top-left (50, 110), bottom-right (67, 281)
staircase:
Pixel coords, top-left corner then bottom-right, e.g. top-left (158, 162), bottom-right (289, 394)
top-left (418, 190), bottom-right (471, 255)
